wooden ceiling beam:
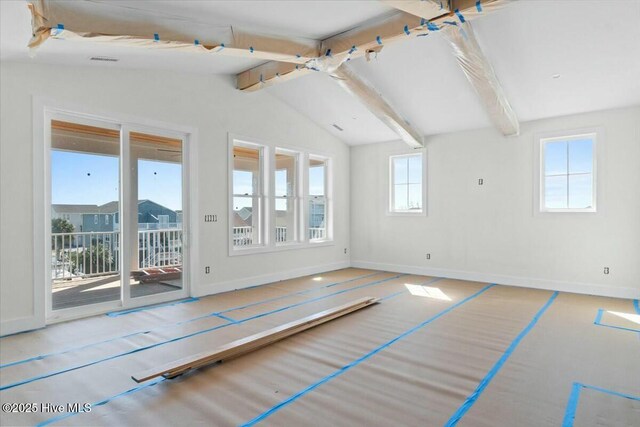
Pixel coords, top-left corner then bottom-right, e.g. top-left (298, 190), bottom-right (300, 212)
top-left (236, 0), bottom-right (508, 91)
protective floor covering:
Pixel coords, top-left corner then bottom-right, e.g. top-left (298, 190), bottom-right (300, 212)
top-left (0, 268), bottom-right (637, 426)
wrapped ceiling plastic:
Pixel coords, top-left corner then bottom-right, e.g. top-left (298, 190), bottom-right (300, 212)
top-left (27, 0), bottom-right (320, 63)
top-left (440, 19), bottom-right (519, 136)
top-left (331, 64), bottom-right (424, 148)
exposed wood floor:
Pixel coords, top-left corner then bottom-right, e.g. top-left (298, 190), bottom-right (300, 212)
top-left (1, 268), bottom-right (638, 426)
top-left (52, 276), bottom-right (181, 310)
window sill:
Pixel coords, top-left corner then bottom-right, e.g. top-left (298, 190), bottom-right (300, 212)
top-left (229, 240), bottom-right (334, 257)
top-left (386, 210), bottom-right (426, 217)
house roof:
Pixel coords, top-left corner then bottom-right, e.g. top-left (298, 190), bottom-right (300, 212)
top-left (52, 204), bottom-right (101, 214)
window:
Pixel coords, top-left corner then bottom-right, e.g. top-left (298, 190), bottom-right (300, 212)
top-left (232, 142), bottom-right (264, 248)
top-left (308, 156), bottom-right (328, 241)
top-left (274, 149), bottom-right (299, 244)
top-left (94, 214), bottom-right (98, 224)
top-left (540, 133), bottom-right (596, 212)
top-left (105, 215), bottom-right (109, 225)
top-left (389, 153), bottom-right (424, 214)
top-left (229, 136), bottom-right (333, 254)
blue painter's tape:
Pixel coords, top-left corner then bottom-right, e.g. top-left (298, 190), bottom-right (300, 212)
top-left (562, 382), bottom-right (583, 427)
top-left (634, 299), bottom-right (639, 314)
top-left (154, 33), bottom-right (160, 41)
top-left (593, 308), bottom-right (640, 333)
top-left (249, 46), bottom-right (254, 53)
top-left (219, 43), bottom-right (225, 51)
top-left (57, 23), bottom-right (64, 30)
top-left (37, 377), bottom-right (168, 426)
top-left (194, 39), bottom-right (199, 45)
top-left (296, 54), bottom-right (301, 58)
top-left (403, 25), bottom-right (410, 35)
top-left (0, 271), bottom-right (383, 370)
top-left (240, 283), bottom-right (496, 427)
top-left (443, 20), bottom-right (458, 26)
top-left (348, 45), bottom-right (357, 55)
top-left (454, 9), bottom-right (466, 23)
top-left (106, 297), bottom-right (199, 317)
top-left (427, 22), bottom-right (439, 32)
top-left (376, 35), bottom-right (382, 45)
top-left (444, 291), bottom-right (559, 426)
top-left (594, 308), bottom-right (604, 325)
top-left (325, 48), bottom-right (332, 57)
top-left (0, 274), bottom-right (406, 391)
top-left (417, 34), bottom-right (429, 37)
top-left (562, 382), bottom-right (640, 427)
top-left (35, 280), bottom-right (430, 426)
top-left (476, 0), bottom-right (483, 12)
top-left (213, 313), bottom-right (239, 324)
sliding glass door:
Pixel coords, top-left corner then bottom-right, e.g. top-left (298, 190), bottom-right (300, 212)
top-left (47, 113), bottom-right (188, 317)
top-left (128, 130), bottom-right (184, 298)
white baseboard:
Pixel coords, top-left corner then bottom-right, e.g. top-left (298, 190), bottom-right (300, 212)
top-left (0, 315), bottom-right (45, 337)
top-left (193, 261), bottom-right (352, 297)
top-left (351, 260), bottom-right (639, 300)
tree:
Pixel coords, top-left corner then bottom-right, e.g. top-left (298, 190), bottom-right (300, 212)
top-left (51, 218), bottom-right (74, 253)
top-left (69, 244), bottom-right (116, 276)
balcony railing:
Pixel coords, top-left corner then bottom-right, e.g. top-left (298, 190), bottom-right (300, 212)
top-left (233, 226), bottom-right (326, 247)
top-left (52, 226), bottom-right (327, 280)
top-left (51, 229), bottom-right (182, 281)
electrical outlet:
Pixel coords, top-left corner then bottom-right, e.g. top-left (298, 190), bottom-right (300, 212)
top-left (603, 267), bottom-right (609, 275)
top-left (478, 178), bottom-right (484, 185)
top-left (344, 248), bottom-right (347, 254)
top-left (426, 253), bottom-right (431, 260)
top-left (205, 266), bottom-right (211, 274)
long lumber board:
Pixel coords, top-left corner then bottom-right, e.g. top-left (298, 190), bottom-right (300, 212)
top-left (132, 296), bottom-right (380, 383)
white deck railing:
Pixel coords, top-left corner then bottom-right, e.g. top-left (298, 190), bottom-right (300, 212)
top-left (52, 226), bottom-right (327, 280)
top-left (51, 229), bottom-right (182, 281)
top-left (233, 226), bottom-right (326, 247)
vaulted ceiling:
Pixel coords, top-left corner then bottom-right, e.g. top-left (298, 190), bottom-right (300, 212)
top-left (2, 0), bottom-right (639, 145)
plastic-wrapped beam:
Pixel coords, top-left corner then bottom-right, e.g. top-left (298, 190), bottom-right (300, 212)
top-left (332, 64), bottom-right (423, 148)
top-left (26, 0), bottom-right (320, 63)
top-left (441, 21), bottom-right (519, 136)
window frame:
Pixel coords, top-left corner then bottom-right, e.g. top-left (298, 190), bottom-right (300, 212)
top-left (228, 134), bottom-right (334, 256)
top-left (308, 154), bottom-right (332, 243)
top-left (230, 139), bottom-right (267, 252)
top-left (272, 147), bottom-right (301, 246)
top-left (538, 130), bottom-right (599, 214)
top-left (387, 151), bottom-right (427, 216)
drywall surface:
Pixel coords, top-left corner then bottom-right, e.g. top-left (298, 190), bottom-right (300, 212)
top-left (351, 106), bottom-right (640, 298)
top-left (0, 61), bottom-right (350, 334)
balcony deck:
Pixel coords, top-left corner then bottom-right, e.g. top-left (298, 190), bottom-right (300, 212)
top-left (52, 274), bottom-right (181, 311)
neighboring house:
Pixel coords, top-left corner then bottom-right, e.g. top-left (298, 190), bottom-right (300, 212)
top-left (52, 200), bottom-right (179, 233)
top-left (52, 204), bottom-right (101, 232)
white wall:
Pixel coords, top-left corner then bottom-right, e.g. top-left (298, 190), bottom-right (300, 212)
top-left (0, 62), bottom-right (350, 334)
top-left (351, 106), bottom-right (640, 299)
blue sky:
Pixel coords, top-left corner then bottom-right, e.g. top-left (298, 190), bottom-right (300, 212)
top-left (52, 151), bottom-right (182, 211)
top-left (544, 138), bottom-right (593, 209)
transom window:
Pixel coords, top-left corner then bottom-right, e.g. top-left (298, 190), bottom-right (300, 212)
top-left (389, 153), bottom-right (424, 214)
top-left (541, 133), bottom-right (596, 212)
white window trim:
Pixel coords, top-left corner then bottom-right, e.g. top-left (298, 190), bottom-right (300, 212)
top-left (228, 134), bottom-right (334, 256)
top-left (387, 150), bottom-right (427, 216)
top-left (32, 97), bottom-right (196, 328)
top-left (308, 154), bottom-right (333, 243)
top-left (536, 128), bottom-right (600, 214)
top-left (273, 147), bottom-right (301, 246)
